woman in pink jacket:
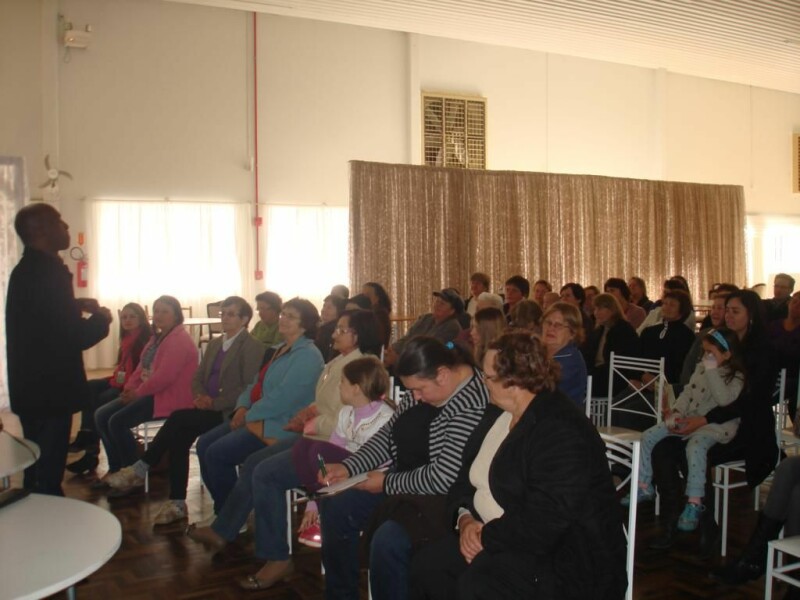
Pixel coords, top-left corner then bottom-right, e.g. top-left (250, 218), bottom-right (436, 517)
top-left (95, 295), bottom-right (198, 485)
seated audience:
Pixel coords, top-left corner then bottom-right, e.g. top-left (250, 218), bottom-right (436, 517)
top-left (187, 309), bottom-right (381, 545)
top-left (345, 294), bottom-right (372, 310)
top-left (316, 294), bottom-right (347, 362)
top-left (233, 357), bottom-right (395, 590)
top-left (604, 277), bottom-right (646, 330)
top-left (470, 307), bottom-right (507, 365)
top-left (583, 284), bottom-right (600, 316)
top-left (503, 275), bottom-right (530, 315)
top-left (410, 332), bottom-right (627, 600)
top-left (384, 289), bottom-right (463, 366)
top-left (362, 281), bottom-right (392, 349)
top-left (767, 290), bottom-right (800, 422)
top-left (559, 282), bottom-right (592, 335)
top-left (678, 287), bottom-right (735, 394)
top-left (508, 298), bottom-right (542, 331)
top-left (464, 272), bottom-right (490, 317)
top-left (764, 273), bottom-right (795, 322)
top-left (629, 276), bottom-right (655, 313)
top-left (625, 329), bottom-right (743, 535)
top-left (105, 297), bottom-right (265, 524)
top-left (532, 278), bottom-right (552, 307)
top-left (475, 291), bottom-right (504, 311)
top-left (697, 283), bottom-right (739, 329)
top-left (582, 293), bottom-right (640, 396)
top-left (712, 455), bottom-right (800, 594)
top-left (542, 303), bottom-right (588, 406)
top-left (194, 298), bottom-right (324, 516)
top-left (542, 291), bottom-right (560, 311)
top-left (639, 290), bottom-right (695, 385)
top-left (650, 290), bottom-right (779, 551)
top-left (251, 291), bottom-right (283, 348)
top-left (317, 337), bottom-right (488, 600)
top-left (637, 278), bottom-right (696, 334)
top-left (94, 295), bottom-right (198, 483)
top-left (330, 284), bottom-right (350, 299)
top-left (67, 302), bottom-right (152, 474)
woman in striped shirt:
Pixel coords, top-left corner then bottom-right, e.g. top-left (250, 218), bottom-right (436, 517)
top-left (318, 336), bottom-right (489, 600)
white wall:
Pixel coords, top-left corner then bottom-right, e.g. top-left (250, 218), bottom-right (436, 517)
top-left (259, 15), bottom-right (408, 206)
top-left (0, 0), bottom-right (44, 186)
top-left (417, 35), bottom-right (547, 172)
top-left (3, 0), bottom-right (798, 222)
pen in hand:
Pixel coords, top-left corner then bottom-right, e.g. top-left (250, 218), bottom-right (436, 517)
top-left (318, 453), bottom-right (329, 486)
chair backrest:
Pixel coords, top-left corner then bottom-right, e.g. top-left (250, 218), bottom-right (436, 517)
top-left (606, 352), bottom-right (666, 428)
top-left (206, 301), bottom-right (224, 334)
top-left (181, 305), bottom-right (193, 318)
top-left (600, 433), bottom-right (640, 600)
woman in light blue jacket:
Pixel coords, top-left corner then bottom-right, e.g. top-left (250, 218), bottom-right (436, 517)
top-left (196, 297), bottom-right (324, 514)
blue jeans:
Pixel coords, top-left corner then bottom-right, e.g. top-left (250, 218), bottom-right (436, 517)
top-left (197, 421), bottom-right (293, 514)
top-left (250, 448), bottom-right (301, 560)
top-left (209, 437), bottom-right (297, 539)
top-left (95, 395), bottom-right (154, 472)
top-left (319, 489), bottom-right (385, 600)
top-left (369, 520), bottom-right (412, 600)
top-left (82, 378), bottom-right (122, 432)
top-left (640, 422), bottom-right (717, 498)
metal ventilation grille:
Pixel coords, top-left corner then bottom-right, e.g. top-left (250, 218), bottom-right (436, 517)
top-left (794, 134), bottom-right (800, 194)
top-left (423, 93), bottom-right (486, 169)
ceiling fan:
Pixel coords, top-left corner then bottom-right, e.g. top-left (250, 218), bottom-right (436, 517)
top-left (39, 154), bottom-right (72, 190)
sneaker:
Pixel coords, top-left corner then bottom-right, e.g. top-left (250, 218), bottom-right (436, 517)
top-left (297, 523), bottom-right (322, 548)
top-left (106, 466), bottom-right (145, 490)
top-left (154, 501), bottom-right (188, 525)
top-left (677, 502), bottom-right (704, 532)
top-left (620, 483), bottom-right (655, 507)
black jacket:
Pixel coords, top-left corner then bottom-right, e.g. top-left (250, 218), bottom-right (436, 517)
top-left (6, 248), bottom-right (109, 416)
top-left (447, 390), bottom-right (627, 600)
top-left (582, 319), bottom-right (640, 396)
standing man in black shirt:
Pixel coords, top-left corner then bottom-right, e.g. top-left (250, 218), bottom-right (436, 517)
top-left (6, 203), bottom-right (111, 495)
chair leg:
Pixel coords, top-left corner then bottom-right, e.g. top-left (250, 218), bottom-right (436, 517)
top-left (765, 543), bottom-right (776, 600)
top-left (721, 468), bottom-right (730, 557)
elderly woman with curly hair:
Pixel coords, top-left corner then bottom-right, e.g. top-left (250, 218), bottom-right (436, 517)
top-left (411, 332), bottom-right (626, 599)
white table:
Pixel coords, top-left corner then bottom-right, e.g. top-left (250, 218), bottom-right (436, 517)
top-left (0, 494), bottom-right (121, 600)
top-left (0, 431), bottom-right (40, 487)
top-left (182, 317), bottom-right (220, 328)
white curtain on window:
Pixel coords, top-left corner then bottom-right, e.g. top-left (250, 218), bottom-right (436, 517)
top-left (83, 199), bottom-right (255, 369)
top-left (264, 205), bottom-right (349, 309)
top-left (0, 157), bottom-right (27, 410)
top-left (746, 214), bottom-right (800, 288)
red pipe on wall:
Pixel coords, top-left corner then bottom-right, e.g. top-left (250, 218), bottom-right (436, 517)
top-left (253, 12), bottom-right (263, 280)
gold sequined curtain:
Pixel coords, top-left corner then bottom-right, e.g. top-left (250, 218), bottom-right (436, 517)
top-left (350, 161), bottom-right (746, 318)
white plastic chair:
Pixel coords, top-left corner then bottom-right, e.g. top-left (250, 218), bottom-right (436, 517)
top-left (595, 352), bottom-right (666, 442)
top-left (775, 374), bottom-right (800, 454)
top-left (600, 433), bottom-right (640, 600)
top-left (766, 535), bottom-right (800, 600)
top-left (713, 368), bottom-right (786, 557)
top-left (135, 419), bottom-right (167, 493)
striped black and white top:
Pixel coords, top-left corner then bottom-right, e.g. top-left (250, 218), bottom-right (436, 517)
top-left (342, 369), bottom-right (489, 495)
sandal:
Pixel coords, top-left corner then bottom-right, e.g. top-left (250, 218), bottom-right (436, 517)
top-left (237, 560), bottom-right (294, 591)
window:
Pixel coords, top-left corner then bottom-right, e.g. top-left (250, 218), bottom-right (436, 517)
top-left (264, 205), bottom-right (349, 308)
top-left (746, 214), bottom-right (800, 287)
top-left (84, 199), bottom-right (253, 368)
top-left (422, 93), bottom-right (486, 169)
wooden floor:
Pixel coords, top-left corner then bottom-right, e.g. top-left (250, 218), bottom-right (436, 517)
top-left (1, 408), bottom-right (790, 600)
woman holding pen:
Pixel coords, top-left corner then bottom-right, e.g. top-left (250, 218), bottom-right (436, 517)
top-left (317, 337), bottom-right (489, 600)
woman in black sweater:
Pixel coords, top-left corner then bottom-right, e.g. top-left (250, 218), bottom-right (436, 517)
top-left (411, 332), bottom-right (627, 599)
top-left (651, 290), bottom-right (780, 550)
